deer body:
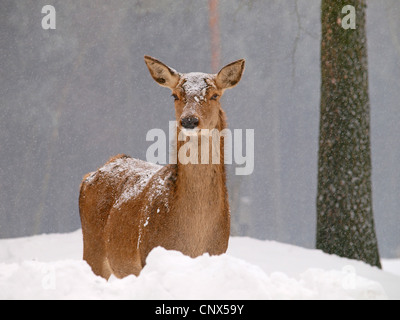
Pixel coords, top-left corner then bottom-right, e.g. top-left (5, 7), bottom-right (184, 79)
top-left (79, 56), bottom-right (245, 279)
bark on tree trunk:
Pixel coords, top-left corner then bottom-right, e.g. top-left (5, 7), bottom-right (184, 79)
top-left (316, 0), bottom-right (381, 268)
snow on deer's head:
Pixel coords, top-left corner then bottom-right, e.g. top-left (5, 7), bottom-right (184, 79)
top-left (144, 55), bottom-right (245, 135)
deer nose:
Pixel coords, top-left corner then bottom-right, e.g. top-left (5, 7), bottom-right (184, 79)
top-left (181, 116), bottom-right (199, 129)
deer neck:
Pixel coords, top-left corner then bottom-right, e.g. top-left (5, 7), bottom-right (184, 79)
top-left (143, 114), bottom-right (230, 257)
top-left (173, 115), bottom-right (228, 215)
top-left (176, 133), bottom-right (226, 197)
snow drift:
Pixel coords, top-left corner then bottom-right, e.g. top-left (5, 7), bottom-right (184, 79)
top-left (0, 230), bottom-right (399, 300)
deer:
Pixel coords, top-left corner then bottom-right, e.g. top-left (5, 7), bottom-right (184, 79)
top-left (79, 55), bottom-right (245, 279)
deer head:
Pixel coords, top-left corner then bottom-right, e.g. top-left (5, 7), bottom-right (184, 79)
top-left (144, 56), bottom-right (245, 136)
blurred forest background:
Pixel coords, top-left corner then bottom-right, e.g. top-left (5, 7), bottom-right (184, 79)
top-left (0, 0), bottom-right (399, 257)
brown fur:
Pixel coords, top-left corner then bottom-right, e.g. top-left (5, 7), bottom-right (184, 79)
top-left (79, 56), bottom-right (245, 279)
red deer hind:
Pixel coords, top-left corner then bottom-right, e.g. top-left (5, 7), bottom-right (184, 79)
top-left (79, 56), bottom-right (245, 279)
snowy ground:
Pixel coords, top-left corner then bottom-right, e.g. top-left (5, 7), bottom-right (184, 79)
top-left (0, 230), bottom-right (399, 300)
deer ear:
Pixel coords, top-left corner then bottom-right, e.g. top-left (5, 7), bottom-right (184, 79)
top-left (215, 59), bottom-right (245, 90)
top-left (144, 55), bottom-right (180, 89)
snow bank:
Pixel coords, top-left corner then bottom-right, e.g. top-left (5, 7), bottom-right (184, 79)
top-left (381, 259), bottom-right (400, 277)
top-left (0, 231), bottom-right (399, 300)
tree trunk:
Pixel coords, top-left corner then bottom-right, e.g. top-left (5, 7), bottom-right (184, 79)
top-left (208, 0), bottom-right (221, 73)
top-left (316, 0), bottom-right (381, 268)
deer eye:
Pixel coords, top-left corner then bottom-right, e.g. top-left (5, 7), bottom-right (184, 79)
top-left (171, 94), bottom-right (179, 101)
top-left (210, 94), bottom-right (219, 101)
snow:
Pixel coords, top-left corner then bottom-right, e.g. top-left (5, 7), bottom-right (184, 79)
top-left (381, 259), bottom-right (400, 277)
top-left (181, 73), bottom-right (212, 101)
top-left (0, 230), bottom-right (399, 300)
top-left (99, 158), bottom-right (162, 210)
